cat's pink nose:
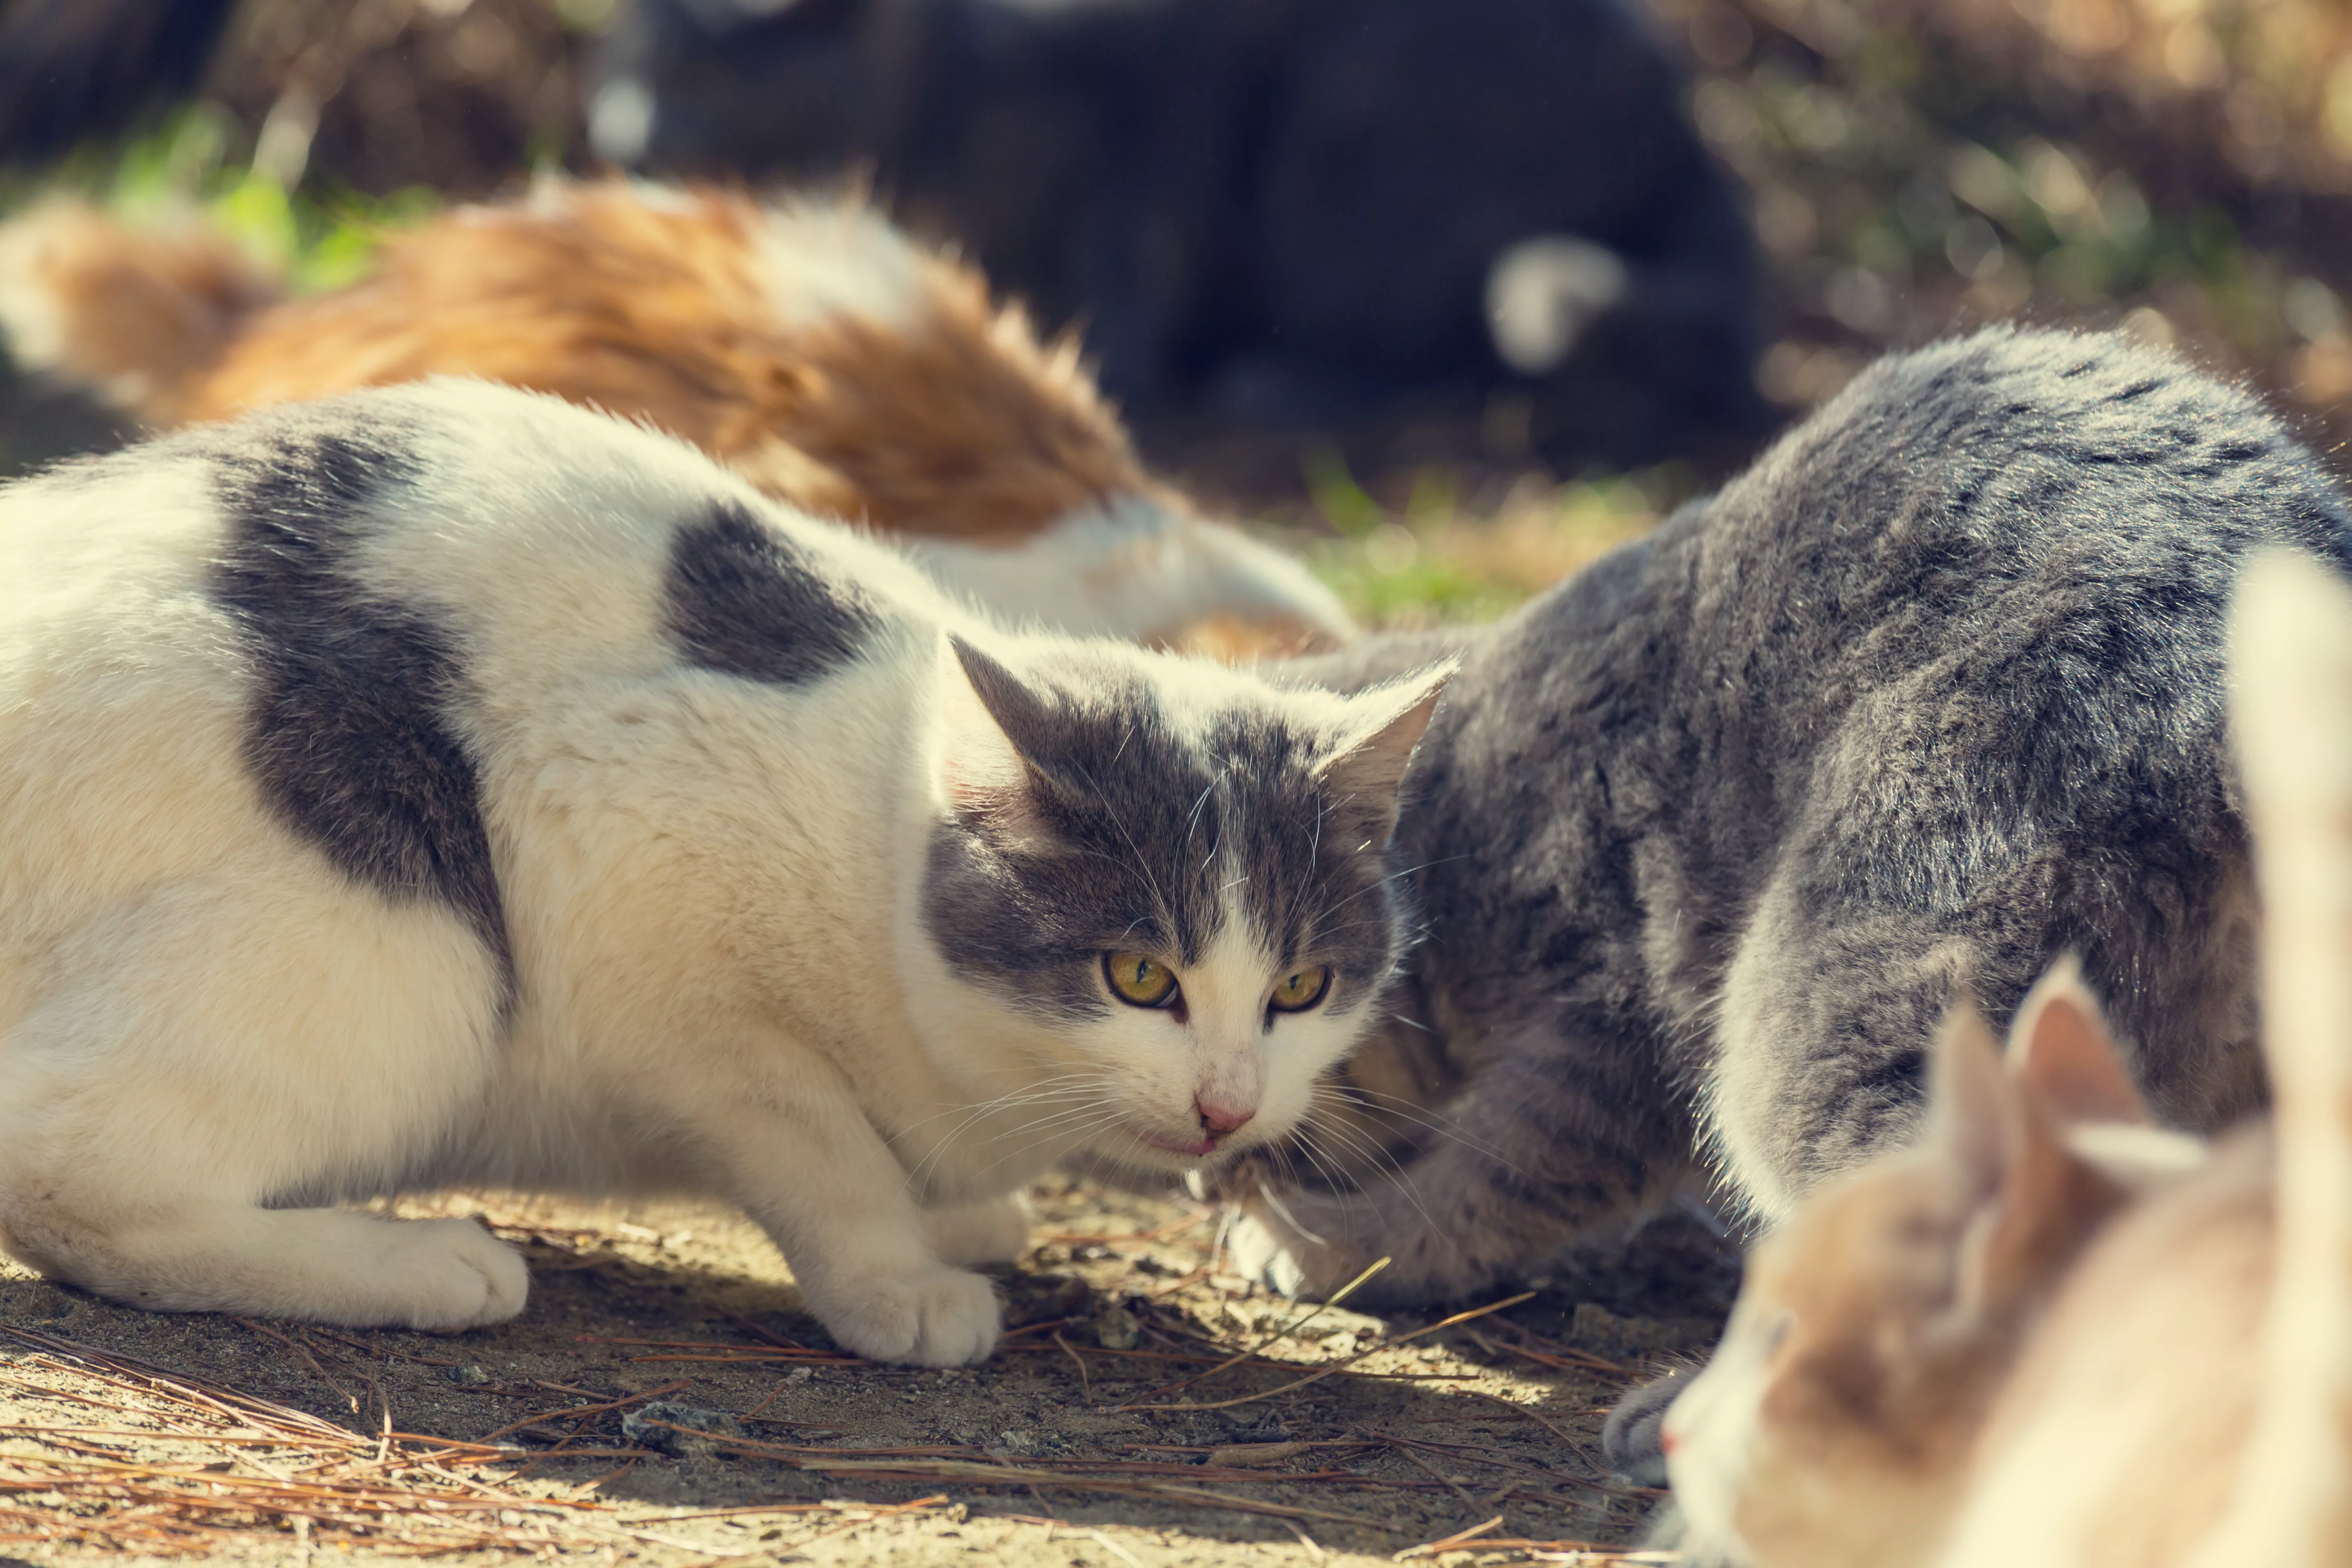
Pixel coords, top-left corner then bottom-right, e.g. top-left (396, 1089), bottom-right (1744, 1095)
top-left (1195, 1096), bottom-right (1256, 1137)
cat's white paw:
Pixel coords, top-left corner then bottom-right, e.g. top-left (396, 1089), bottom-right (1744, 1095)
top-left (924, 1196), bottom-right (1031, 1267)
top-left (814, 1265), bottom-right (1002, 1365)
top-left (383, 1219), bottom-right (530, 1331)
top-left (1224, 1189), bottom-right (1396, 1301)
top-left (1223, 1210), bottom-right (1311, 1298)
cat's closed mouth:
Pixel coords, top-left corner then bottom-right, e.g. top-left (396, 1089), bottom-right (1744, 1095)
top-left (1134, 1127), bottom-right (1223, 1159)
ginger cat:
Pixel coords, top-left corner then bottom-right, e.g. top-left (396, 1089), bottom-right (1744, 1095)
top-left (0, 181), bottom-right (1351, 656)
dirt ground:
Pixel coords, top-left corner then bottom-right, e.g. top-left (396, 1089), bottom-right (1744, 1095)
top-left (0, 1178), bottom-right (1740, 1566)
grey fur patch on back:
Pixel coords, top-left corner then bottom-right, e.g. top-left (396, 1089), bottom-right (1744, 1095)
top-left (923, 655), bottom-right (1406, 1021)
top-left (207, 410), bottom-right (513, 992)
top-left (664, 500), bottom-right (882, 684)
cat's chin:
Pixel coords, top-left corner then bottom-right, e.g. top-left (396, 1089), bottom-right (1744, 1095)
top-left (1092, 1123), bottom-right (1259, 1177)
top-left (1134, 1127), bottom-right (1218, 1159)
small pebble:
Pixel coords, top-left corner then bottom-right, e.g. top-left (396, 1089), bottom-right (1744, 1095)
top-left (622, 1400), bottom-right (746, 1457)
top-left (994, 1428), bottom-right (1046, 1457)
top-left (1093, 1301), bottom-right (1141, 1350)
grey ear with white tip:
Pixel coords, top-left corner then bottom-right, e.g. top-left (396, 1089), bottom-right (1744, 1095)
top-left (1316, 662), bottom-right (1455, 844)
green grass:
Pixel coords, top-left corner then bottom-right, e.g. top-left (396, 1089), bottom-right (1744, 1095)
top-left (1296, 447), bottom-right (1668, 626)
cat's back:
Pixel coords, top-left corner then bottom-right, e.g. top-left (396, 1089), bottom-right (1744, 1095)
top-left (1396, 329), bottom-right (2347, 1044)
top-left (6, 378), bottom-right (933, 688)
top-left (1709, 326), bottom-right (2352, 629)
top-left (1421, 332), bottom-right (2348, 798)
top-left (0, 382), bottom-right (933, 929)
top-left (1647, 329), bottom-right (2352, 842)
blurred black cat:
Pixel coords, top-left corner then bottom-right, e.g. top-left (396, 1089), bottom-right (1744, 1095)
top-left (590, 0), bottom-right (1772, 470)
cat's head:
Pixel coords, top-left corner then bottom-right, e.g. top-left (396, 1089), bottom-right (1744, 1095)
top-left (908, 633), bottom-right (1450, 1178)
top-left (1663, 960), bottom-right (2206, 1568)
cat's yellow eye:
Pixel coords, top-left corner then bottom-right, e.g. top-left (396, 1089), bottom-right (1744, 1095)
top-left (1103, 951), bottom-right (1180, 1009)
top-left (1268, 966), bottom-right (1333, 1013)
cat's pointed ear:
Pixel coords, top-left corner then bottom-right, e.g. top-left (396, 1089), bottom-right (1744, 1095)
top-left (2005, 955), bottom-right (2150, 1128)
top-left (1929, 998), bottom-right (2107, 1321)
top-left (1924, 1000), bottom-right (2022, 1202)
top-left (936, 635), bottom-right (1050, 815)
top-left (1316, 662), bottom-right (1455, 833)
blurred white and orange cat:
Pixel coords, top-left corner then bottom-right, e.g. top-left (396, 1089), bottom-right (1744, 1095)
top-left (0, 181), bottom-right (1351, 657)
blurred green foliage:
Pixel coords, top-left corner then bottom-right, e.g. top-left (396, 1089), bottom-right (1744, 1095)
top-left (1670, 0), bottom-right (2352, 419)
top-left (14, 107), bottom-right (439, 293)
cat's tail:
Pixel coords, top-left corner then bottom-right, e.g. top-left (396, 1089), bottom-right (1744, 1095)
top-left (2192, 548), bottom-right (2352, 1566)
top-left (0, 198), bottom-right (281, 425)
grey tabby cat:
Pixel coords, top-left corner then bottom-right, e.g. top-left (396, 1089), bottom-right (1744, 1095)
top-left (1235, 326), bottom-right (2351, 1324)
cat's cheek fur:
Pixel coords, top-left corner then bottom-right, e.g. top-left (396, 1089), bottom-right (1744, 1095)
top-left (1662, 1303), bottom-right (1784, 1566)
top-left (895, 902), bottom-right (1377, 1187)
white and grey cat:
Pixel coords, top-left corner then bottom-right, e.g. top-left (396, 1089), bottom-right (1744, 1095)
top-left (0, 379), bottom-right (1448, 1363)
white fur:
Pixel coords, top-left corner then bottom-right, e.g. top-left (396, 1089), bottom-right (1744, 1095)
top-left (908, 494), bottom-right (1357, 649)
top-left (1928, 1357), bottom-right (2172, 1568)
top-left (2187, 552), bottom-right (2352, 1566)
top-left (753, 196), bottom-right (931, 332)
top-left (1663, 1299), bottom-right (1786, 1566)
top-left (0, 381), bottom-right (1403, 1362)
top-left (2061, 1122), bottom-right (2208, 1183)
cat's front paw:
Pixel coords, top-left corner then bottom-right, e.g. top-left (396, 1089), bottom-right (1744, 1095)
top-left (385, 1219), bottom-right (530, 1331)
top-left (1222, 1210), bottom-right (1312, 1296)
top-left (1224, 1190), bottom-right (1384, 1302)
top-left (810, 1265), bottom-right (1002, 1365)
top-left (924, 1196), bottom-right (1031, 1267)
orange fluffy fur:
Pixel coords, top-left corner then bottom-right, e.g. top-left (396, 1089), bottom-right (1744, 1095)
top-left (0, 198), bottom-right (278, 414)
top-left (185, 186), bottom-right (1145, 544)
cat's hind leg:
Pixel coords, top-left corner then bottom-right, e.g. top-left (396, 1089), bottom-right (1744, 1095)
top-left (1706, 839), bottom-right (2260, 1225)
top-left (0, 873), bottom-right (523, 1330)
top-left (4, 1202), bottom-right (527, 1330)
